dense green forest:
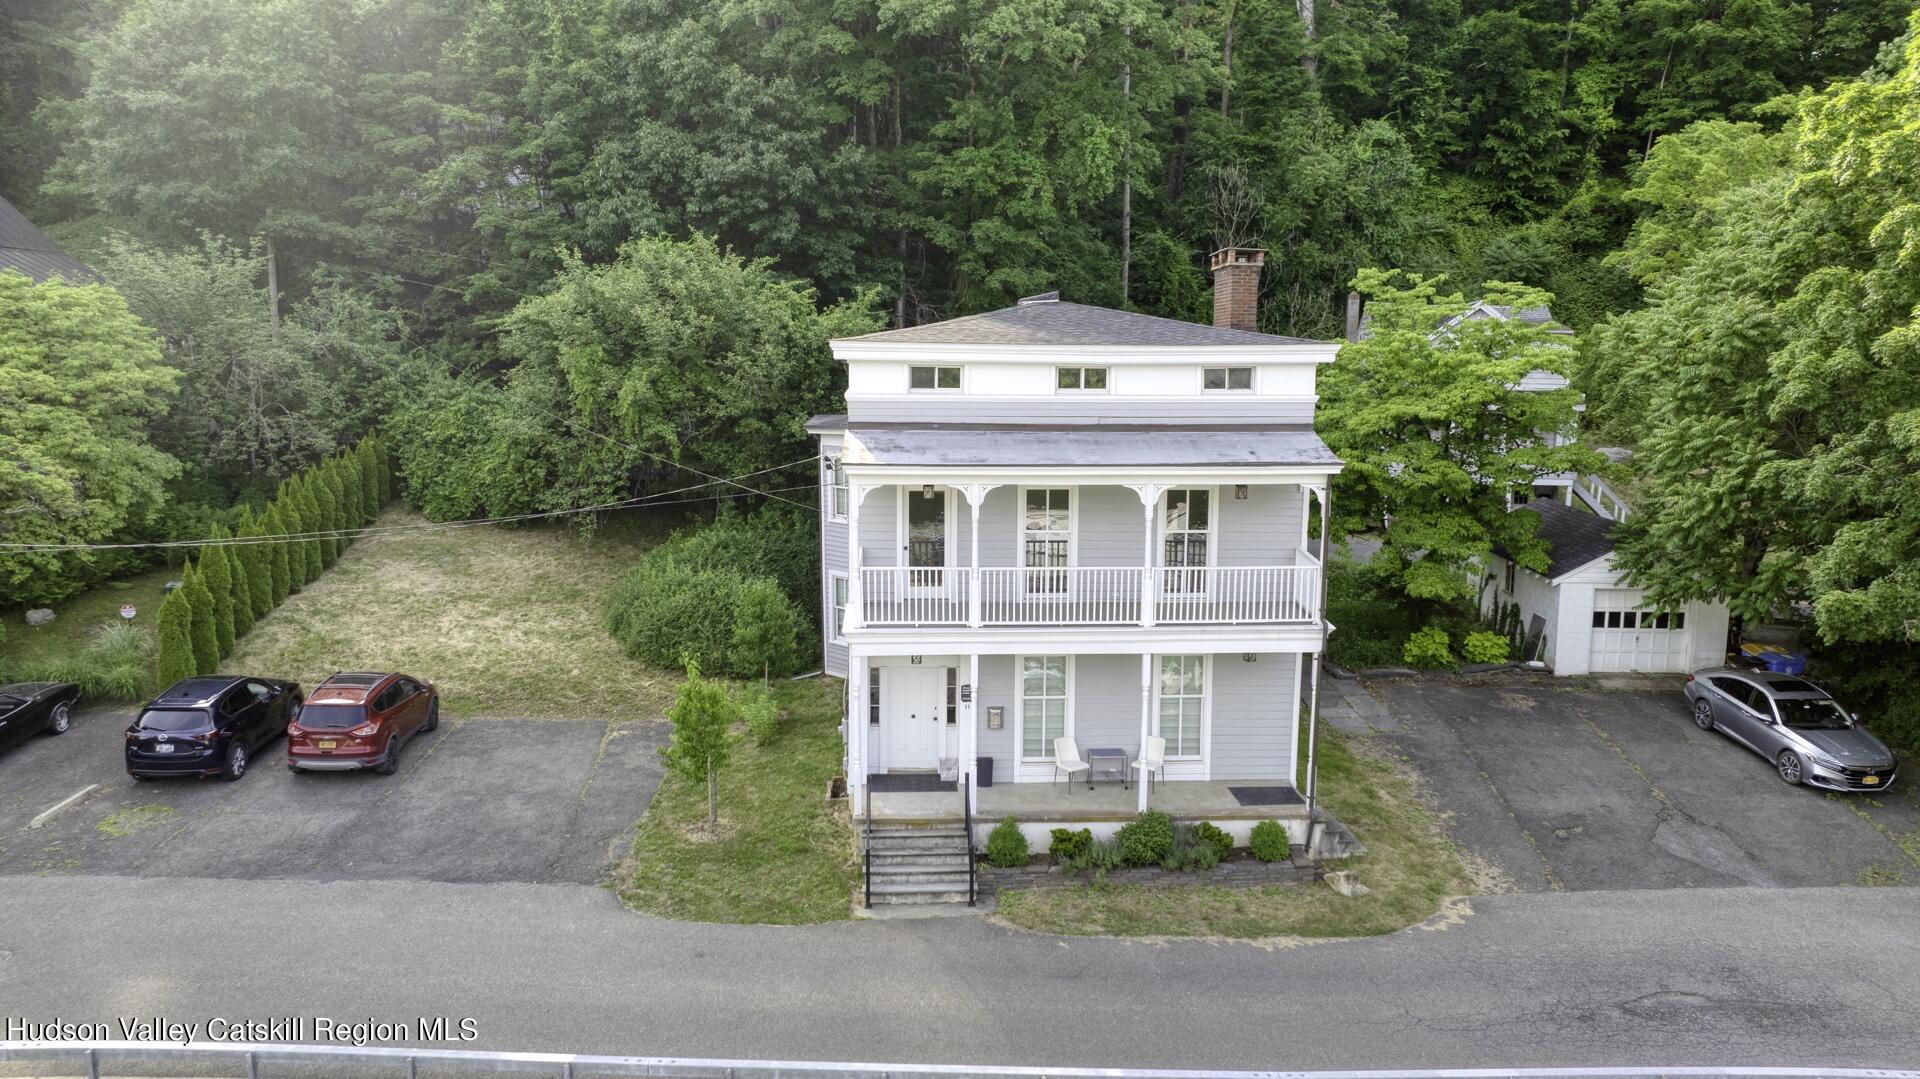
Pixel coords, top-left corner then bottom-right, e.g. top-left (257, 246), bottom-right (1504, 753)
top-left (5, 0), bottom-right (1920, 733)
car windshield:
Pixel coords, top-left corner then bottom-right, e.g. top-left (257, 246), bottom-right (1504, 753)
top-left (1775, 697), bottom-right (1853, 730)
top-left (299, 703), bottom-right (367, 730)
top-left (136, 708), bottom-right (210, 732)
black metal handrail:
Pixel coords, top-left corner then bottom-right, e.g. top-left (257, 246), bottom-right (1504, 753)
top-left (962, 772), bottom-right (975, 906)
top-left (863, 781), bottom-right (873, 909)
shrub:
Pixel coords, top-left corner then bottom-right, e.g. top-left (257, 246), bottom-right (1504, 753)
top-left (261, 504), bottom-right (293, 606)
top-left (1193, 820), bottom-right (1234, 861)
top-left (154, 586), bottom-right (196, 689)
top-left (740, 685), bottom-right (780, 745)
top-left (1049, 827), bottom-right (1093, 864)
top-left (1402, 625), bottom-right (1454, 669)
top-left (20, 621), bottom-right (158, 701)
top-left (731, 577), bottom-right (804, 681)
top-left (985, 816), bottom-right (1029, 867)
top-left (1463, 630), bottom-right (1511, 664)
top-left (607, 560), bottom-right (751, 675)
top-left (182, 565), bottom-right (218, 675)
top-left (1161, 825), bottom-right (1223, 871)
top-left (1115, 809), bottom-right (1174, 867)
top-left (199, 538), bottom-right (237, 657)
top-left (1249, 820), bottom-right (1293, 862)
top-left (296, 479), bottom-right (325, 579)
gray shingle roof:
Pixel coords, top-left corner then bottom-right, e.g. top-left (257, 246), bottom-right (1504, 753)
top-left (839, 296), bottom-right (1318, 347)
top-left (0, 196), bottom-right (95, 284)
top-left (842, 423), bottom-right (1339, 469)
top-left (1517, 499), bottom-right (1616, 579)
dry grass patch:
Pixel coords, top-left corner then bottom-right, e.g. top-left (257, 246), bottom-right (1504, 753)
top-left (995, 727), bottom-right (1475, 939)
top-left (226, 508), bottom-right (678, 721)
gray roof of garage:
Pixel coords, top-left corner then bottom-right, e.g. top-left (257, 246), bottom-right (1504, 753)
top-left (1518, 499), bottom-right (1617, 579)
top-left (841, 423), bottom-right (1339, 468)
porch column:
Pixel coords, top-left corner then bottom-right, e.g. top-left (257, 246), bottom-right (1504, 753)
top-left (1125, 484), bottom-right (1166, 628)
top-left (967, 652), bottom-right (981, 816)
top-left (848, 651), bottom-right (868, 817)
top-left (846, 483), bottom-right (870, 631)
top-left (959, 485), bottom-right (996, 628)
top-left (1138, 651), bottom-right (1153, 812)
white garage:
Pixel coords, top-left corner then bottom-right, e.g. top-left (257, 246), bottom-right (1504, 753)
top-left (1481, 500), bottom-right (1729, 676)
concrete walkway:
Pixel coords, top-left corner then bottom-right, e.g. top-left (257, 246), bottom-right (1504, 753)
top-left (4, 874), bottom-right (1919, 1070)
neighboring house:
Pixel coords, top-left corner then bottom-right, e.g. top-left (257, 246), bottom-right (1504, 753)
top-left (0, 195), bottom-right (96, 284)
top-left (810, 248), bottom-right (1341, 893)
top-left (1480, 499), bottom-right (1729, 676)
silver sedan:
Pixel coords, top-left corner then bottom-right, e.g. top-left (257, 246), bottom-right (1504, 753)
top-left (1683, 668), bottom-right (1898, 791)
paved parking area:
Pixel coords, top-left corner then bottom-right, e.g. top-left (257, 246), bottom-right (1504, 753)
top-left (0, 705), bottom-right (664, 884)
top-left (1368, 678), bottom-right (1920, 891)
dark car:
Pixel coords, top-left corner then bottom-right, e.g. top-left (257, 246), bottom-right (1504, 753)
top-left (287, 671), bottom-right (437, 775)
top-left (1683, 668), bottom-right (1898, 791)
top-left (0, 682), bottom-right (82, 755)
top-left (125, 676), bottom-right (303, 781)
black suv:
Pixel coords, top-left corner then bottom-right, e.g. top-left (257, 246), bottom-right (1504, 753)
top-left (126, 676), bottom-right (304, 781)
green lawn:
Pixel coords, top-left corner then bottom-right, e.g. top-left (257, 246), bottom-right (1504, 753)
top-left (226, 508), bottom-right (679, 721)
top-left (2, 564), bottom-right (177, 680)
top-left (995, 726), bottom-right (1474, 939)
top-left (618, 676), bottom-right (859, 924)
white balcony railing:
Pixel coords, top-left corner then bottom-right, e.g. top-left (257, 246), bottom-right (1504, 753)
top-left (856, 564), bottom-right (1320, 628)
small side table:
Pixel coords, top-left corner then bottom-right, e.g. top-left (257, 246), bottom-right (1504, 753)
top-left (1086, 746), bottom-right (1128, 789)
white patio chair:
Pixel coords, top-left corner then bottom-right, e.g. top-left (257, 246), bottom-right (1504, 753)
top-left (1052, 736), bottom-right (1089, 793)
top-left (1132, 735), bottom-right (1166, 793)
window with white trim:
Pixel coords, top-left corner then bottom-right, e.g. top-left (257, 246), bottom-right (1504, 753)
top-left (1157, 655), bottom-right (1205, 758)
top-left (946, 667), bottom-right (958, 725)
top-left (1055, 366), bottom-right (1109, 391)
top-left (1020, 655), bottom-right (1068, 760)
top-left (868, 668), bottom-right (880, 725)
top-left (1202, 366), bottom-right (1253, 391)
top-left (824, 457), bottom-right (847, 520)
top-left (909, 365), bottom-right (962, 390)
top-left (831, 575), bottom-right (848, 640)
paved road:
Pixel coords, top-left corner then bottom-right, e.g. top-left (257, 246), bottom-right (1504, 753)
top-left (5, 875), bottom-right (1920, 1070)
top-left (1366, 679), bottom-right (1920, 891)
top-left (0, 706), bottom-right (662, 883)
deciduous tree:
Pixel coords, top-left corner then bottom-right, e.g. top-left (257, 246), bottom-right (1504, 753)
top-left (661, 660), bottom-right (738, 826)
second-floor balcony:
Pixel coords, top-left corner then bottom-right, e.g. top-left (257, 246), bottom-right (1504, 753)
top-left (853, 549), bottom-right (1322, 628)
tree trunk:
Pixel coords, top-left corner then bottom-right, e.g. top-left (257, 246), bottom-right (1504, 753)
top-left (1120, 29), bottom-right (1133, 303)
top-left (264, 234), bottom-right (281, 336)
top-left (1297, 0), bottom-right (1317, 77)
top-left (1219, 0), bottom-right (1237, 118)
top-left (706, 755), bottom-right (717, 825)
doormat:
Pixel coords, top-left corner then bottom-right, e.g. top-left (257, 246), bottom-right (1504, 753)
top-left (867, 773), bottom-right (958, 794)
top-left (1227, 786), bottom-right (1305, 807)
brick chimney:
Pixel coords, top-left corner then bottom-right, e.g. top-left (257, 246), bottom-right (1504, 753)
top-left (1209, 247), bottom-right (1265, 332)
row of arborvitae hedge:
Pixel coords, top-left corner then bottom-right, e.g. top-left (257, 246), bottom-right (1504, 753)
top-left (153, 436), bottom-right (393, 688)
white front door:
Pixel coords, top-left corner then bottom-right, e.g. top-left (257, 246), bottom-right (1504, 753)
top-left (1588, 589), bottom-right (1690, 672)
top-left (882, 665), bottom-right (947, 769)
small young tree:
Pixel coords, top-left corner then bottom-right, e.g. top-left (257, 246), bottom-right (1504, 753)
top-left (232, 507), bottom-right (271, 621)
top-left (262, 503), bottom-right (293, 605)
top-left (324, 463), bottom-right (350, 550)
top-left (296, 478), bottom-right (325, 579)
top-left (661, 660), bottom-right (738, 825)
top-left (182, 563), bottom-right (219, 675)
top-left (340, 453), bottom-right (366, 529)
top-left (199, 533), bottom-right (237, 657)
top-left (154, 585), bottom-right (196, 689)
top-left (356, 438), bottom-right (381, 518)
top-left (221, 522), bottom-right (257, 637)
top-left (730, 577), bottom-right (801, 683)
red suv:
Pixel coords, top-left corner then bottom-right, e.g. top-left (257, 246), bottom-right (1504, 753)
top-left (287, 672), bottom-right (438, 775)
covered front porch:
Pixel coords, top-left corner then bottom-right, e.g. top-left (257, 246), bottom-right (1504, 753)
top-left (867, 776), bottom-right (1306, 822)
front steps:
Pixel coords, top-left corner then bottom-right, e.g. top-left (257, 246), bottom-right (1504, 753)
top-left (865, 825), bottom-right (975, 906)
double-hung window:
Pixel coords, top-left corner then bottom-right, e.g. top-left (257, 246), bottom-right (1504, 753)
top-left (1202, 366), bottom-right (1254, 391)
top-left (1055, 366), bottom-right (1109, 391)
top-left (909, 365), bottom-right (962, 390)
top-left (824, 457), bottom-right (848, 519)
top-left (1020, 656), bottom-right (1068, 760)
top-left (1022, 488), bottom-right (1070, 593)
top-left (1157, 655), bottom-right (1205, 758)
top-left (831, 575), bottom-right (848, 640)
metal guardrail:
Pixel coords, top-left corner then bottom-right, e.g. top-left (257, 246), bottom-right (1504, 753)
top-left (962, 770), bottom-right (975, 905)
top-left (1, 1044), bottom-right (1915, 1079)
top-left (862, 781), bottom-right (873, 909)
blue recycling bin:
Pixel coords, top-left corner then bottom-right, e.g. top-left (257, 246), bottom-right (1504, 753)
top-left (1759, 652), bottom-right (1808, 675)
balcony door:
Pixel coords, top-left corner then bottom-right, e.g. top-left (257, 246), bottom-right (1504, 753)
top-left (1021, 488), bottom-right (1072, 595)
top-left (900, 485), bottom-right (953, 594)
top-left (1162, 488), bottom-right (1213, 593)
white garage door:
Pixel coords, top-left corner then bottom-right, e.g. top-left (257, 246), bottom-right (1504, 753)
top-left (1588, 589), bottom-right (1690, 672)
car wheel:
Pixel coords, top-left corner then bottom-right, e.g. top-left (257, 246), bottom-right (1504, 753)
top-left (1691, 700), bottom-right (1714, 731)
top-left (46, 702), bottom-right (71, 735)
top-left (1777, 750), bottom-right (1804, 786)
top-left (425, 698), bottom-right (439, 733)
top-left (375, 743), bottom-right (399, 776)
top-left (222, 742), bottom-right (248, 782)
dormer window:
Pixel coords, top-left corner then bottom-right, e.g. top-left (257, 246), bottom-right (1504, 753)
top-left (1202, 366), bottom-right (1254, 391)
top-left (909, 365), bottom-right (962, 391)
top-left (1055, 366), bottom-right (1108, 392)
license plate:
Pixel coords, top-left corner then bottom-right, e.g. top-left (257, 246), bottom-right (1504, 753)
top-left (1862, 775), bottom-right (1880, 785)
top-left (153, 743), bottom-right (173, 754)
top-left (317, 740), bottom-right (337, 750)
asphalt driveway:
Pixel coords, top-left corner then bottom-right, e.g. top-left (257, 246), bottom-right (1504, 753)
top-left (0, 704), bottom-right (663, 884)
top-left (1368, 678), bottom-right (1920, 891)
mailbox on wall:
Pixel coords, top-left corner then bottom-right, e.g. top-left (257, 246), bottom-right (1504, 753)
top-left (986, 706), bottom-right (1004, 730)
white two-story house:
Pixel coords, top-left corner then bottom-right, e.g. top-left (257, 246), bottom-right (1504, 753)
top-left (810, 249), bottom-right (1342, 893)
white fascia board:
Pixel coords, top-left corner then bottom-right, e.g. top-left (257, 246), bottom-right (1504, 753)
top-left (843, 464), bottom-right (1343, 485)
top-left (843, 392), bottom-right (1321, 405)
top-left (829, 340), bottom-right (1340, 364)
top-left (1550, 553), bottom-right (1621, 587)
top-left (844, 624), bottom-right (1328, 655)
